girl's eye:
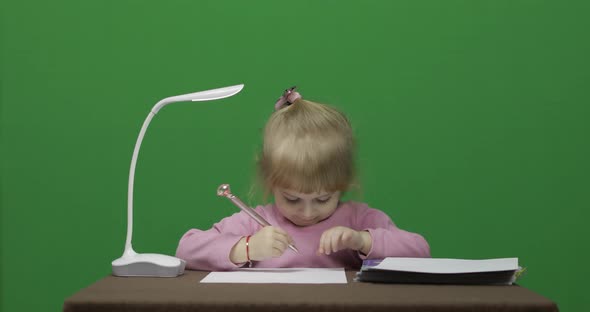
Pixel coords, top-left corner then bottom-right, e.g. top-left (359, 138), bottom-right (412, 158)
top-left (285, 197), bottom-right (300, 203)
top-left (316, 197), bottom-right (331, 204)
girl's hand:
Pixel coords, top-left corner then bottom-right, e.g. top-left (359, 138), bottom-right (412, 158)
top-left (318, 226), bottom-right (372, 255)
top-left (248, 226), bottom-right (294, 261)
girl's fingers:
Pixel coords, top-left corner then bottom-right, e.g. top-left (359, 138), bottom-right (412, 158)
top-left (272, 246), bottom-right (284, 257)
top-left (273, 228), bottom-right (294, 245)
top-left (272, 239), bottom-right (287, 253)
top-left (317, 231), bottom-right (327, 254)
top-left (318, 227), bottom-right (355, 255)
top-left (316, 227), bottom-right (361, 255)
top-left (330, 231), bottom-right (342, 253)
top-left (323, 231), bottom-right (333, 255)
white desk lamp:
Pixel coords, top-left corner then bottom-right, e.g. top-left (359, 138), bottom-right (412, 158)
top-left (112, 84), bottom-right (244, 277)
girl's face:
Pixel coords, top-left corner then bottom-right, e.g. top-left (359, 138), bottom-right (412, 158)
top-left (273, 188), bottom-right (341, 226)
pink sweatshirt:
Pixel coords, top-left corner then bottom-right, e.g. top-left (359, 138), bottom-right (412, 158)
top-left (176, 201), bottom-right (430, 270)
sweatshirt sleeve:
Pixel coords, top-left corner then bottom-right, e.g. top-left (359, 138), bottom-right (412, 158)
top-left (175, 209), bottom-right (262, 271)
top-left (354, 203), bottom-right (431, 259)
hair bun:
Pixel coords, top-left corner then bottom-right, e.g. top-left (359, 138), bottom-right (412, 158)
top-left (274, 86), bottom-right (302, 111)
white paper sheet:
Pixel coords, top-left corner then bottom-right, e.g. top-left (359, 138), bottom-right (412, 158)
top-left (200, 267), bottom-right (347, 284)
top-left (372, 257), bottom-right (519, 274)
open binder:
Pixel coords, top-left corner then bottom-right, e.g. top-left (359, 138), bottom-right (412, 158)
top-left (356, 257), bottom-right (525, 285)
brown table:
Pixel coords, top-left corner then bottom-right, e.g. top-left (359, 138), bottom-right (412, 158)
top-left (63, 270), bottom-right (558, 312)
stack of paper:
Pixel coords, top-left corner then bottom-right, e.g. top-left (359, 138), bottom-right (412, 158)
top-left (356, 257), bottom-right (524, 285)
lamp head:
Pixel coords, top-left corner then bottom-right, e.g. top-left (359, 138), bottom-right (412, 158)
top-left (152, 84), bottom-right (244, 114)
top-left (188, 84), bottom-right (244, 102)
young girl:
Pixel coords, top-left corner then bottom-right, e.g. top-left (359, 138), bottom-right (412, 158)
top-left (176, 87), bottom-right (430, 270)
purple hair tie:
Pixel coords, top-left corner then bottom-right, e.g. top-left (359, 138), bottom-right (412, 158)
top-left (274, 86), bottom-right (302, 111)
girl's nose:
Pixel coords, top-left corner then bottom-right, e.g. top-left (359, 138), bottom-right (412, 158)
top-left (302, 203), bottom-right (314, 219)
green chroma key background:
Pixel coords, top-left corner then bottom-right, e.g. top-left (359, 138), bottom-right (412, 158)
top-left (1, 1), bottom-right (588, 311)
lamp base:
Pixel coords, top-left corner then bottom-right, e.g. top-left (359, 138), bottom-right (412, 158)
top-left (112, 253), bottom-right (186, 277)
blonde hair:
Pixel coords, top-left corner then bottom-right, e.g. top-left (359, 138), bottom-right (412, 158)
top-left (258, 99), bottom-right (355, 194)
